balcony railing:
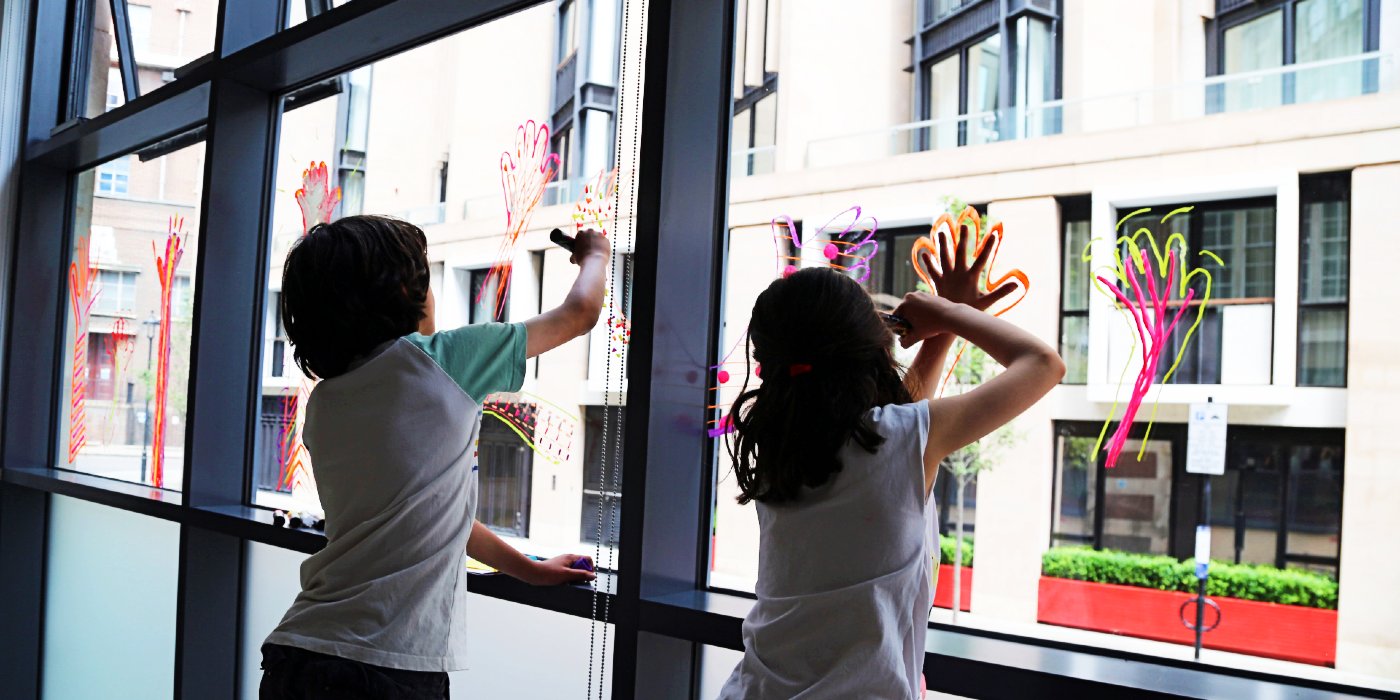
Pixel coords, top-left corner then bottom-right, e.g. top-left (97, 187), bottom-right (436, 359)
top-left (807, 52), bottom-right (1396, 169)
top-left (732, 145), bottom-right (776, 178)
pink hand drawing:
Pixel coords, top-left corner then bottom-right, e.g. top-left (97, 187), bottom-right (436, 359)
top-left (482, 120), bottom-right (562, 320)
top-left (295, 161), bottom-right (341, 233)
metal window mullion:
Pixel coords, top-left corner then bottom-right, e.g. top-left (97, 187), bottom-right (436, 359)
top-left (109, 0), bottom-right (141, 101)
top-left (614, 0), bottom-right (735, 696)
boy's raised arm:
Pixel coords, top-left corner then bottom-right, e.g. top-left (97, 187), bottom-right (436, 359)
top-left (524, 229), bottom-right (610, 358)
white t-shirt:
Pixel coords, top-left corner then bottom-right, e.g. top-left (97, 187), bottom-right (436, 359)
top-left (718, 400), bottom-right (935, 700)
top-left (264, 323), bottom-right (526, 672)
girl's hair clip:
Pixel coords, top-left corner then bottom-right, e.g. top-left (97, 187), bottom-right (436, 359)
top-left (788, 363), bottom-right (813, 377)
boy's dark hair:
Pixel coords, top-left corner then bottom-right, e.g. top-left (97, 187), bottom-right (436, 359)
top-left (727, 267), bottom-right (911, 505)
top-left (280, 215), bottom-right (430, 379)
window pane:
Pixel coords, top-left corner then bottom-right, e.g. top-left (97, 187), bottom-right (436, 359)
top-left (43, 496), bottom-right (179, 700)
top-left (1301, 199), bottom-right (1349, 304)
top-left (1223, 10), bottom-right (1283, 111)
top-left (1053, 433), bottom-right (1096, 542)
top-left (927, 53), bottom-right (961, 150)
top-left (1060, 314), bottom-right (1089, 384)
top-left (253, 8), bottom-right (637, 576)
top-left (62, 143), bottom-right (204, 490)
top-left (1299, 308), bottom-right (1347, 386)
top-left (1014, 16), bottom-right (1056, 139)
top-left (1295, 0), bottom-right (1365, 103)
top-left (125, 1), bottom-right (217, 97)
top-left (966, 33), bottom-right (1002, 145)
top-left (712, 1), bottom-right (1385, 687)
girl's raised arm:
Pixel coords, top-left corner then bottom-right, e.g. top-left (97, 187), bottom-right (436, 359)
top-left (892, 293), bottom-right (1064, 488)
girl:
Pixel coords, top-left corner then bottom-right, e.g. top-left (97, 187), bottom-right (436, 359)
top-left (717, 228), bottom-right (1064, 699)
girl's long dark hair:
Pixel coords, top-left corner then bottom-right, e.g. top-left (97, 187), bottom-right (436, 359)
top-left (727, 267), bottom-right (911, 505)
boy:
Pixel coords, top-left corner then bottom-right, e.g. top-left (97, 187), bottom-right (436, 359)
top-left (260, 215), bottom-right (608, 699)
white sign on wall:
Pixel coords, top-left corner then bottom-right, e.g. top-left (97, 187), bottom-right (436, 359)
top-left (1187, 402), bottom-right (1228, 475)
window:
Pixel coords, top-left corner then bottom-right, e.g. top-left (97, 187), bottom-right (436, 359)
top-left (127, 5), bottom-right (153, 54)
top-left (1113, 198), bottom-right (1275, 386)
top-left (1298, 172), bottom-right (1350, 387)
top-left (63, 143), bottom-right (204, 490)
top-left (96, 156), bottom-right (131, 195)
top-left (581, 405), bottom-right (624, 547)
top-left (1059, 197), bottom-right (1090, 384)
top-left (93, 270), bottom-right (138, 315)
top-left (732, 0), bottom-right (779, 176)
top-left (1214, 0), bottom-right (1372, 112)
top-left (249, 10), bottom-right (633, 570)
top-left (469, 267), bottom-right (508, 324)
top-left (1206, 427), bottom-right (1344, 573)
top-left (557, 0), bottom-right (577, 64)
top-left (917, 6), bottom-right (1059, 150)
top-left (478, 415), bottom-right (533, 537)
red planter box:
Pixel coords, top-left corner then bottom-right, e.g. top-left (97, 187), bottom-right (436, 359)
top-left (1037, 576), bottom-right (1337, 666)
top-left (933, 564), bottom-right (972, 612)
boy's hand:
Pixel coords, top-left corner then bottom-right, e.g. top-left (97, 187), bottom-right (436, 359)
top-left (523, 554), bottom-right (597, 585)
top-left (917, 224), bottom-right (1018, 310)
top-left (570, 229), bottom-right (610, 265)
top-left (892, 292), bottom-right (964, 349)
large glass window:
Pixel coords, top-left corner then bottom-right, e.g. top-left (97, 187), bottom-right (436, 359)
top-left (62, 143), bottom-right (205, 490)
top-left (1295, 0), bottom-right (1366, 102)
top-left (732, 0), bottom-right (779, 176)
top-left (707, 2), bottom-right (1392, 683)
top-left (251, 8), bottom-right (634, 569)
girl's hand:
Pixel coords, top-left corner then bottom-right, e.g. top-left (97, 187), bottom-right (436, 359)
top-left (917, 224), bottom-right (1018, 311)
top-left (522, 554), bottom-right (597, 586)
top-left (892, 292), bottom-right (963, 348)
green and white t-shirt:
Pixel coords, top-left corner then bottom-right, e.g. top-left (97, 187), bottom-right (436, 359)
top-left (265, 323), bottom-right (526, 672)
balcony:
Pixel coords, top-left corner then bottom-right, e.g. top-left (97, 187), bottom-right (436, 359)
top-left (806, 52), bottom-right (1396, 170)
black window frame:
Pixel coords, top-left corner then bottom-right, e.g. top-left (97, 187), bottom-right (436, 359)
top-left (1, 1), bottom-right (1391, 699)
top-left (912, 0), bottom-right (1063, 150)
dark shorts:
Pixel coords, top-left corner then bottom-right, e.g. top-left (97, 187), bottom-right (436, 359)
top-left (259, 643), bottom-right (450, 700)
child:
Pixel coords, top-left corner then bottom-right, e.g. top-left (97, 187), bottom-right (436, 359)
top-left (260, 215), bottom-right (606, 699)
top-left (717, 229), bottom-right (1064, 699)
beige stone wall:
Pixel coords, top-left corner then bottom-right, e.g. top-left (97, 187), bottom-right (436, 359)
top-left (1336, 163), bottom-right (1400, 679)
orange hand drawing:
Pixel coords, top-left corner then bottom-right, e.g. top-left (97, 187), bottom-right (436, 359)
top-left (910, 206), bottom-right (1028, 316)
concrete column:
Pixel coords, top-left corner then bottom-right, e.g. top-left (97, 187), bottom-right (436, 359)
top-left (967, 196), bottom-right (1061, 623)
top-left (1335, 163), bottom-right (1400, 678)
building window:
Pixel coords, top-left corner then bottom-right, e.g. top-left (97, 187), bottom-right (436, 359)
top-left (581, 405), bottom-right (624, 546)
top-left (96, 156), bottom-right (132, 196)
top-left (127, 4), bottom-right (153, 55)
top-left (557, 0), bottom-right (578, 65)
top-left (1298, 172), bottom-right (1349, 387)
top-left (1213, 0), bottom-right (1371, 112)
top-left (1114, 197), bottom-right (1275, 386)
top-left (93, 270), bottom-right (138, 315)
top-left (1206, 427), bottom-right (1344, 573)
top-left (334, 66), bottom-right (371, 217)
top-left (1059, 197), bottom-right (1090, 384)
top-left (732, 0), bottom-right (779, 176)
top-left (478, 415), bottom-right (533, 538)
top-left (1052, 422), bottom-right (1175, 556)
top-left (266, 291), bottom-right (288, 378)
top-left (469, 268), bottom-right (508, 324)
top-left (916, 4), bottom-right (1059, 150)
top-left (86, 333), bottom-right (118, 401)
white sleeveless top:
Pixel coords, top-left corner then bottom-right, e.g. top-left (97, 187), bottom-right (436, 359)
top-left (718, 400), bottom-right (935, 700)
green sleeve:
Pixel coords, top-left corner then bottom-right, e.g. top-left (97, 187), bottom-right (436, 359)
top-left (404, 322), bottom-right (527, 403)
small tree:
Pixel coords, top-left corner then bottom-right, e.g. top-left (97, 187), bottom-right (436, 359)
top-left (940, 345), bottom-right (1019, 621)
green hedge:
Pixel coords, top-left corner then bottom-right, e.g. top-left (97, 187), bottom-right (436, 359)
top-left (938, 534), bottom-right (974, 568)
top-left (1041, 547), bottom-right (1338, 610)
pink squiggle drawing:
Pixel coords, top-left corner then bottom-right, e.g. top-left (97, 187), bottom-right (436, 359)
top-left (771, 206), bottom-right (880, 283)
top-left (1095, 249), bottom-right (1195, 468)
top-left (1089, 206), bottom-right (1222, 468)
